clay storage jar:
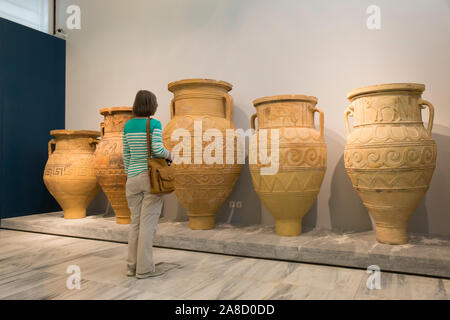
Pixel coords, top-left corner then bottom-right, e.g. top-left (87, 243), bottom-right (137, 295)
top-left (344, 83), bottom-right (437, 245)
top-left (44, 130), bottom-right (101, 219)
top-left (162, 79), bottom-right (243, 230)
top-left (93, 107), bottom-right (133, 224)
top-left (249, 95), bottom-right (327, 236)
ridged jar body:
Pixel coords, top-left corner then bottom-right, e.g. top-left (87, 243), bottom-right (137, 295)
top-left (44, 130), bottom-right (101, 219)
top-left (249, 95), bottom-right (327, 236)
top-left (162, 79), bottom-right (242, 230)
top-left (344, 83), bottom-right (437, 244)
top-left (93, 107), bottom-right (133, 224)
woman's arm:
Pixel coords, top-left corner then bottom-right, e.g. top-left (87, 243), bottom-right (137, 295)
top-left (122, 131), bottom-right (131, 174)
top-left (151, 121), bottom-right (171, 159)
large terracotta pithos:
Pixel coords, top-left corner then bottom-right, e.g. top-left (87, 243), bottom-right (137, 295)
top-left (93, 107), bottom-right (133, 224)
top-left (44, 130), bottom-right (101, 219)
top-left (162, 79), bottom-right (242, 230)
top-left (344, 83), bottom-right (437, 245)
top-left (249, 95), bottom-right (327, 236)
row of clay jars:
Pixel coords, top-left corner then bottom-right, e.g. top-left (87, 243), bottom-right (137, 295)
top-left (162, 80), bottom-right (436, 246)
top-left (249, 83), bottom-right (437, 244)
top-left (43, 108), bottom-right (134, 224)
top-left (89, 80), bottom-right (243, 227)
top-left (44, 79), bottom-right (437, 246)
top-left (161, 80), bottom-right (325, 235)
top-left (81, 81), bottom-right (243, 228)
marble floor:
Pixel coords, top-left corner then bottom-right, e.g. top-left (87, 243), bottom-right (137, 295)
top-left (4, 212), bottom-right (450, 278)
top-left (0, 229), bottom-right (448, 300)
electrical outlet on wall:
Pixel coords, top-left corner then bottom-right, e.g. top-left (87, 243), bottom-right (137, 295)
top-left (229, 201), bottom-right (235, 208)
top-left (236, 201), bottom-right (242, 208)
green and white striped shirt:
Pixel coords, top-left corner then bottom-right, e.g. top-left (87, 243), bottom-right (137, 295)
top-left (122, 118), bottom-right (170, 178)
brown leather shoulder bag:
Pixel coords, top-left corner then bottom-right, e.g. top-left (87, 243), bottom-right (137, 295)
top-left (146, 117), bottom-right (175, 194)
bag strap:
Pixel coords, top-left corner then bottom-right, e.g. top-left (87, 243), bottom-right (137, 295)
top-left (146, 117), bottom-right (152, 160)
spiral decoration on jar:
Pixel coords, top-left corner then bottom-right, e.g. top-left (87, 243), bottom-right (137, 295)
top-left (162, 79), bottom-right (242, 230)
top-left (344, 83), bottom-right (437, 245)
top-left (249, 95), bottom-right (327, 236)
top-left (93, 107), bottom-right (133, 224)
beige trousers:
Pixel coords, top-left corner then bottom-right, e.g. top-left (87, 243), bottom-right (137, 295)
top-left (125, 170), bottom-right (163, 274)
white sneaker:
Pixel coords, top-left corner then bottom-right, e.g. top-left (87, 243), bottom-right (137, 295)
top-left (136, 267), bottom-right (165, 279)
top-left (127, 265), bottom-right (136, 277)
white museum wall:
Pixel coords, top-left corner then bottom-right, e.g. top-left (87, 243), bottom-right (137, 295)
top-left (56, 0), bottom-right (450, 236)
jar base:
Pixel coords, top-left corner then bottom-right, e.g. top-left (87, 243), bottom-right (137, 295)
top-left (116, 217), bottom-right (131, 224)
top-left (275, 219), bottom-right (302, 237)
top-left (189, 216), bottom-right (215, 230)
top-left (375, 225), bottom-right (408, 245)
top-left (63, 209), bottom-right (86, 219)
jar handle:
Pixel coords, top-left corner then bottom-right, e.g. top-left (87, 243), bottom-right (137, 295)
top-left (418, 99), bottom-right (435, 136)
top-left (48, 139), bottom-right (56, 157)
top-left (88, 137), bottom-right (100, 149)
top-left (170, 99), bottom-right (175, 119)
top-left (344, 104), bottom-right (355, 136)
top-left (311, 107), bottom-right (324, 138)
top-left (100, 122), bottom-right (105, 138)
top-left (250, 113), bottom-right (258, 130)
top-left (223, 94), bottom-right (233, 126)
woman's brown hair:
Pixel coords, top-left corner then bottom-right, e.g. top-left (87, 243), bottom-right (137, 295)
top-left (132, 90), bottom-right (158, 117)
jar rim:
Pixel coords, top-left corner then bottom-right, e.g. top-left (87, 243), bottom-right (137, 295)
top-left (168, 78), bottom-right (232, 92)
top-left (253, 94), bottom-right (318, 107)
top-left (50, 130), bottom-right (100, 137)
top-left (99, 106), bottom-right (132, 115)
top-left (347, 83), bottom-right (425, 100)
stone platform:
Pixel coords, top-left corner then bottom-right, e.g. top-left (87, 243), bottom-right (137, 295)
top-left (1, 212), bottom-right (449, 278)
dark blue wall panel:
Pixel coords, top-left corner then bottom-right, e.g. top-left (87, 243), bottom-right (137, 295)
top-left (0, 18), bottom-right (65, 219)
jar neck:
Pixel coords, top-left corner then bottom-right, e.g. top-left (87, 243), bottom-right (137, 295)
top-left (103, 112), bottom-right (132, 133)
top-left (255, 101), bottom-right (317, 129)
top-left (351, 93), bottom-right (423, 127)
top-left (53, 136), bottom-right (94, 152)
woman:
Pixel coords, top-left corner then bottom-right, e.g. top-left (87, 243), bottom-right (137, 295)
top-left (122, 90), bottom-right (173, 279)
